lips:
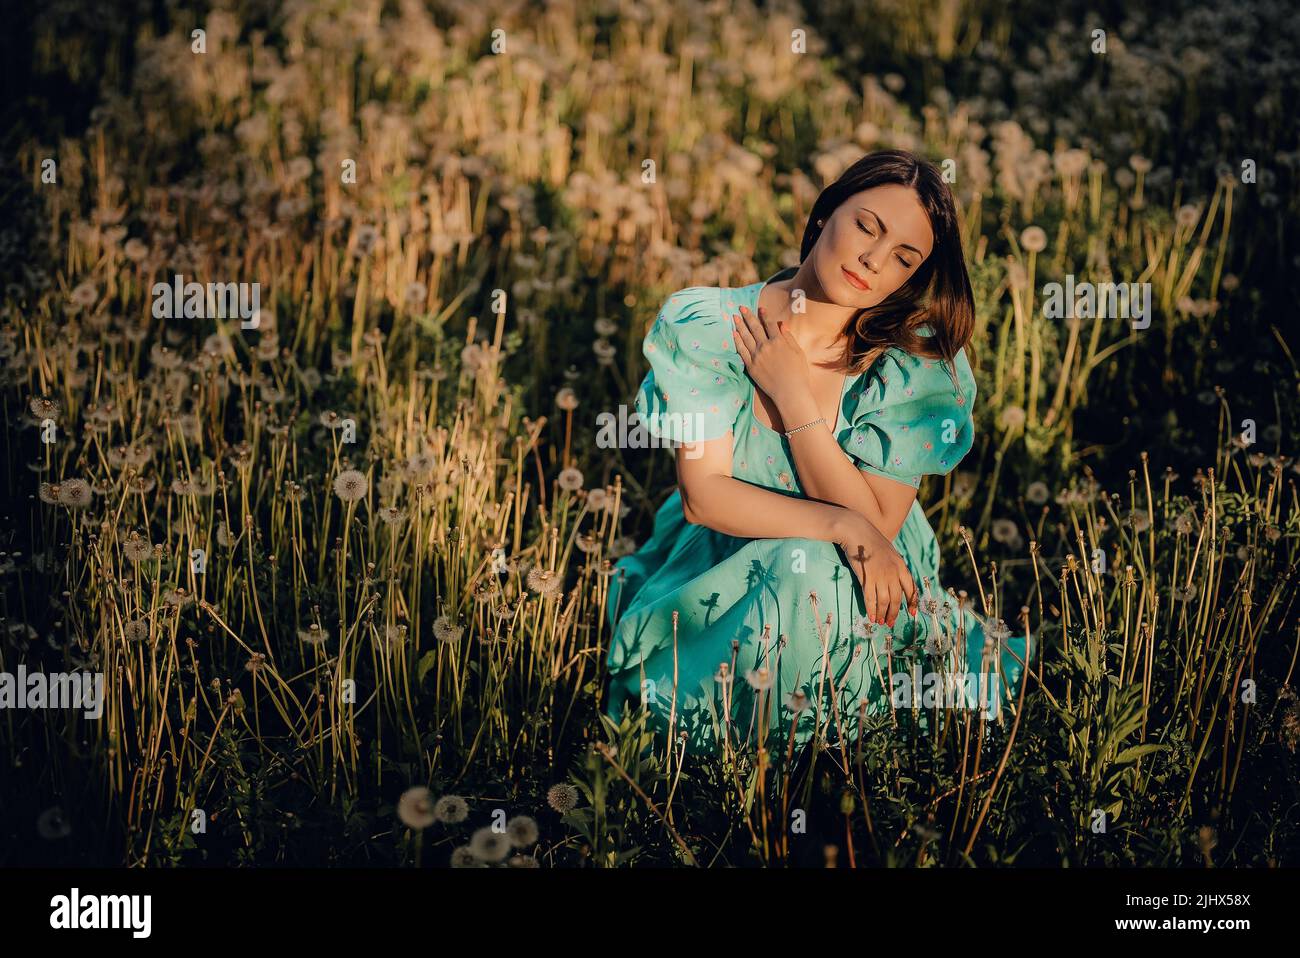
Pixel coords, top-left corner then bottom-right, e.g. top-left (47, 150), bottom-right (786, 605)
top-left (842, 266), bottom-right (871, 291)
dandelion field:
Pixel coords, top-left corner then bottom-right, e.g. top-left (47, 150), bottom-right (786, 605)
top-left (2, 0), bottom-right (1299, 870)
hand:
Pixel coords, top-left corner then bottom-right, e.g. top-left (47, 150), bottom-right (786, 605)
top-left (832, 510), bottom-right (918, 628)
top-left (730, 304), bottom-right (809, 408)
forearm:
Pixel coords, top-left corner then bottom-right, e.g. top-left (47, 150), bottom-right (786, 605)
top-left (776, 391), bottom-right (896, 537)
top-left (681, 473), bottom-right (850, 541)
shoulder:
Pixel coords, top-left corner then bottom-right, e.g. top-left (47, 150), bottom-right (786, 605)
top-left (645, 285), bottom-right (733, 358)
top-left (656, 286), bottom-right (725, 325)
top-left (635, 285), bottom-right (746, 442)
top-left (843, 342), bottom-right (977, 483)
top-left (640, 283), bottom-right (745, 374)
top-left (872, 341), bottom-right (976, 411)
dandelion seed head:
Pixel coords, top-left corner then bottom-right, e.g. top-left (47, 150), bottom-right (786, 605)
top-left (69, 281), bottom-right (98, 308)
top-left (1019, 226), bottom-right (1047, 253)
top-left (998, 405), bottom-right (1026, 430)
top-left (37, 806), bottom-right (72, 840)
top-left (333, 469), bottom-right (368, 502)
top-left (433, 614), bottom-right (464, 644)
top-left (506, 815), bottom-right (539, 847)
top-left (991, 519), bottom-right (1018, 544)
top-left (450, 846), bottom-right (486, 867)
top-left (526, 567), bottom-right (562, 595)
top-left (546, 783), bottom-right (579, 814)
top-left (123, 532), bottom-right (152, 562)
top-left (57, 479), bottom-right (93, 508)
top-left (397, 786), bottom-right (436, 829)
top-left (432, 794), bottom-right (469, 823)
top-left (468, 826), bottom-right (512, 863)
top-left (29, 396), bottom-right (59, 420)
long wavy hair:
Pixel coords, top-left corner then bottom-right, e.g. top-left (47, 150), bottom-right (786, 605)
top-left (792, 149), bottom-right (976, 383)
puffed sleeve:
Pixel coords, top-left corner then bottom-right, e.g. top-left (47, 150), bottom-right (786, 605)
top-left (633, 285), bottom-right (747, 444)
top-left (844, 345), bottom-right (976, 487)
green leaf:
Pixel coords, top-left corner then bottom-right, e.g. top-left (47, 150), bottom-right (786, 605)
top-left (1113, 743), bottom-right (1167, 765)
top-left (615, 846), bottom-right (643, 865)
top-left (417, 650), bottom-right (437, 685)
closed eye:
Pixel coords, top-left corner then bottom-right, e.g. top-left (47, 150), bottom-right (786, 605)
top-left (856, 219), bottom-right (913, 269)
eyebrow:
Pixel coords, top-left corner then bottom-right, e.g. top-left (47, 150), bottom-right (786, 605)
top-left (859, 207), bottom-right (924, 257)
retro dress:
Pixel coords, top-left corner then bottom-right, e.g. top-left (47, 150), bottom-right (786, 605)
top-left (604, 267), bottom-right (1033, 757)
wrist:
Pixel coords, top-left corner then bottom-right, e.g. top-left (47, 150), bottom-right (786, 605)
top-left (775, 389), bottom-right (819, 429)
top-left (826, 506), bottom-right (860, 542)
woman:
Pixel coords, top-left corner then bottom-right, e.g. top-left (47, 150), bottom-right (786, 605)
top-left (604, 149), bottom-right (1032, 759)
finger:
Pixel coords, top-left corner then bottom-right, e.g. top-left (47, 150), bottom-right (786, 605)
top-left (884, 581), bottom-right (900, 628)
top-left (901, 569), bottom-right (918, 614)
top-left (854, 563), bottom-right (869, 604)
top-left (731, 328), bottom-right (751, 364)
top-left (738, 305), bottom-right (768, 343)
top-left (857, 556), bottom-right (876, 622)
top-left (731, 312), bottom-right (757, 353)
top-left (755, 305), bottom-right (781, 340)
top-left (872, 581), bottom-right (888, 626)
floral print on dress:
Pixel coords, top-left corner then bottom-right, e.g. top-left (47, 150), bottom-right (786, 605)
top-left (634, 286), bottom-right (744, 445)
top-left (844, 346), bottom-right (977, 488)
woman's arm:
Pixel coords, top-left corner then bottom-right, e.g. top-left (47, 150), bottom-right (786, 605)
top-left (774, 387), bottom-right (917, 541)
top-left (731, 303), bottom-right (916, 541)
top-left (673, 431), bottom-right (917, 625)
top-left (673, 432), bottom-right (847, 539)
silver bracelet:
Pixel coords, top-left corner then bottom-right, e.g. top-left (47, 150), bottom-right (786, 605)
top-left (783, 416), bottom-right (826, 438)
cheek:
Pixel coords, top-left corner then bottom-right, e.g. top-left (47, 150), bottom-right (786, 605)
top-left (874, 267), bottom-right (911, 299)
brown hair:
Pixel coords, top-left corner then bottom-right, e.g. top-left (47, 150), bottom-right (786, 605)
top-left (796, 149), bottom-right (976, 383)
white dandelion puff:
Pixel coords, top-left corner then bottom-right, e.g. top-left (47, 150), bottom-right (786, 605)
top-left (397, 787), bottom-right (436, 829)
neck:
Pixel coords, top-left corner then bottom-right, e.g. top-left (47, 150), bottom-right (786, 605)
top-left (765, 265), bottom-right (859, 365)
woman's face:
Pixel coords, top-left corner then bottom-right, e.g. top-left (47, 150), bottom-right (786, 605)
top-left (813, 184), bottom-right (934, 308)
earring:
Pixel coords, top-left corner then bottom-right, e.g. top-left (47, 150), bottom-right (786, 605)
top-left (816, 218), bottom-right (824, 227)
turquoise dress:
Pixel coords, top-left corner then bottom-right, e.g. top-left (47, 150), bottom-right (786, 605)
top-left (604, 268), bottom-right (1033, 758)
